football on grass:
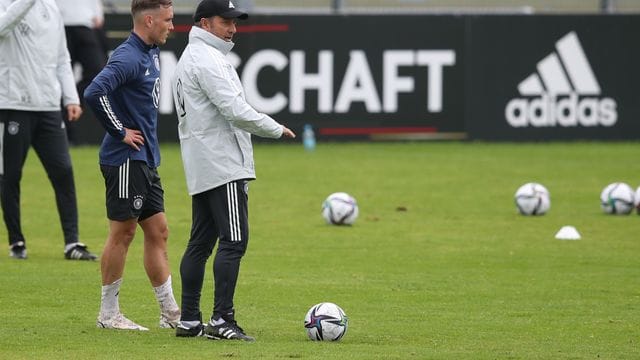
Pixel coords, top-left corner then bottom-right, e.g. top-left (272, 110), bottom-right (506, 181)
top-left (322, 192), bottom-right (359, 225)
top-left (304, 302), bottom-right (348, 341)
top-left (514, 182), bottom-right (550, 215)
top-left (600, 182), bottom-right (634, 215)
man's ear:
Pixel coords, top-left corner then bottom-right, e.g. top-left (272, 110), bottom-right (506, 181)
top-left (145, 14), bottom-right (154, 28)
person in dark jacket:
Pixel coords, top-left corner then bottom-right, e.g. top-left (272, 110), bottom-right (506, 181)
top-left (84, 0), bottom-right (179, 331)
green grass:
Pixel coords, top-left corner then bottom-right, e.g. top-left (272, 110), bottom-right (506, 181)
top-left (0, 142), bottom-right (639, 359)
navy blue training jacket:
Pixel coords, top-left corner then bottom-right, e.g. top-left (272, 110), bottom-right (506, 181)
top-left (84, 32), bottom-right (162, 168)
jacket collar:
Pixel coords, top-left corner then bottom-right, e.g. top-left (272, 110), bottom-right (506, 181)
top-left (129, 31), bottom-right (158, 51)
top-left (189, 26), bottom-right (235, 55)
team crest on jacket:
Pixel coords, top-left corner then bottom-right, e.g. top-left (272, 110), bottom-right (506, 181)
top-left (7, 122), bottom-right (19, 135)
top-left (17, 22), bottom-right (30, 36)
top-left (152, 78), bottom-right (160, 109)
top-left (153, 54), bottom-right (160, 71)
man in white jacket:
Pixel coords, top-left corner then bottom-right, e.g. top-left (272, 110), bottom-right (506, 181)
top-left (171, 0), bottom-right (295, 341)
top-left (0, 0), bottom-right (97, 260)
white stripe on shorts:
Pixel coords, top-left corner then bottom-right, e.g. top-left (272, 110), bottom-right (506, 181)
top-left (118, 159), bottom-right (129, 199)
top-left (226, 182), bottom-right (241, 242)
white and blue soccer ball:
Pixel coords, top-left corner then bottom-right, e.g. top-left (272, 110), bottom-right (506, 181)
top-left (514, 182), bottom-right (550, 215)
top-left (304, 302), bottom-right (348, 341)
top-left (322, 192), bottom-right (359, 225)
top-left (600, 182), bottom-right (634, 215)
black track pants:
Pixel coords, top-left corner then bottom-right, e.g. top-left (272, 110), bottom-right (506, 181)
top-left (0, 110), bottom-right (78, 246)
top-left (180, 180), bottom-right (249, 322)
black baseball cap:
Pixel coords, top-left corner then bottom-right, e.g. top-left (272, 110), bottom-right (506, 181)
top-left (193, 0), bottom-right (249, 22)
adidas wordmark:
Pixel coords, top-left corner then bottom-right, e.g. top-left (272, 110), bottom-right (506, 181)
top-left (505, 31), bottom-right (617, 128)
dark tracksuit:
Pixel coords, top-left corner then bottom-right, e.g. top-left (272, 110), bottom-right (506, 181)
top-left (0, 110), bottom-right (78, 246)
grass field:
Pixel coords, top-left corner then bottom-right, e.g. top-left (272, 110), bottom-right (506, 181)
top-left (0, 142), bottom-right (639, 359)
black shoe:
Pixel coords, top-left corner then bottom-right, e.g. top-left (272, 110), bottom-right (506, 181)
top-left (9, 241), bottom-right (27, 259)
top-left (64, 243), bottom-right (97, 260)
top-left (176, 323), bottom-right (205, 337)
top-left (204, 320), bottom-right (255, 342)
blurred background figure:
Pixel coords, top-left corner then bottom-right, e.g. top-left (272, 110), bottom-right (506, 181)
top-left (234, 0), bottom-right (253, 11)
top-left (0, 0), bottom-right (97, 260)
top-left (56, 0), bottom-right (107, 145)
top-left (600, 0), bottom-right (615, 13)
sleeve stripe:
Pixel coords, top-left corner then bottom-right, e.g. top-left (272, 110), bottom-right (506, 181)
top-left (99, 95), bottom-right (123, 131)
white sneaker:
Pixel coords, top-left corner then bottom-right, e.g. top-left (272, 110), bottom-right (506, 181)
top-left (97, 313), bottom-right (149, 331)
top-left (159, 308), bottom-right (181, 328)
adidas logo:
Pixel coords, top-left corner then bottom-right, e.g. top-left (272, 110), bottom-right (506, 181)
top-left (229, 1), bottom-right (235, 9)
top-left (505, 31), bottom-right (617, 128)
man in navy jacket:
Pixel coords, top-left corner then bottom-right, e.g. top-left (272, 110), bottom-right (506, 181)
top-left (84, 0), bottom-right (180, 331)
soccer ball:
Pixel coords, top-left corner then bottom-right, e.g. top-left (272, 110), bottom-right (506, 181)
top-left (514, 182), bottom-right (550, 215)
top-left (322, 192), bottom-right (359, 225)
top-left (304, 302), bottom-right (348, 341)
top-left (600, 182), bottom-right (634, 215)
top-left (635, 186), bottom-right (640, 214)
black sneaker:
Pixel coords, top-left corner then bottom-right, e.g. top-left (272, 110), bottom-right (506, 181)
top-left (64, 243), bottom-right (97, 261)
top-left (9, 242), bottom-right (27, 259)
top-left (204, 320), bottom-right (255, 342)
top-left (176, 323), bottom-right (205, 337)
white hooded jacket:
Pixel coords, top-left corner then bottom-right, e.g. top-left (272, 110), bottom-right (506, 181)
top-left (0, 0), bottom-right (79, 111)
top-left (172, 26), bottom-right (284, 196)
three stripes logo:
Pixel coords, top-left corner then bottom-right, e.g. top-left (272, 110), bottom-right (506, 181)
top-left (505, 31), bottom-right (617, 128)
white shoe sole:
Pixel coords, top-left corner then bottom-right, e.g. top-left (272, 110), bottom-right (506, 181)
top-left (97, 313), bottom-right (149, 331)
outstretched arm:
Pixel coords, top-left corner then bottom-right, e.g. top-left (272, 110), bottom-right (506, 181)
top-left (198, 65), bottom-right (287, 139)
